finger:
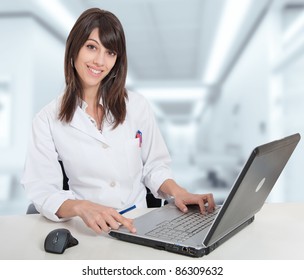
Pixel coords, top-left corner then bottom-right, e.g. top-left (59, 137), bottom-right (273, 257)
top-left (123, 218), bottom-right (137, 233)
top-left (205, 193), bottom-right (216, 212)
top-left (197, 198), bottom-right (207, 214)
top-left (114, 213), bottom-right (137, 233)
top-left (200, 194), bottom-right (215, 213)
top-left (83, 217), bottom-right (104, 234)
top-left (97, 218), bottom-right (112, 232)
top-left (89, 223), bottom-right (103, 234)
top-left (175, 199), bottom-right (188, 213)
top-left (197, 194), bottom-right (215, 214)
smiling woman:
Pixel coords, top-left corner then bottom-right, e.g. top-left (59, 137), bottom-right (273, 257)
top-left (21, 7), bottom-right (215, 235)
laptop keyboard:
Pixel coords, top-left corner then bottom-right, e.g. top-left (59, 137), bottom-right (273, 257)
top-left (145, 207), bottom-right (219, 243)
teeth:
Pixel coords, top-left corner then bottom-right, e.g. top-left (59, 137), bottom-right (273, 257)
top-left (89, 67), bottom-right (101, 74)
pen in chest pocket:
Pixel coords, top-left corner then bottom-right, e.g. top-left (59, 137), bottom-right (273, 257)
top-left (135, 130), bottom-right (142, 147)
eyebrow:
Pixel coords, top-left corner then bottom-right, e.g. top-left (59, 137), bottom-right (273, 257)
top-left (87, 38), bottom-right (100, 45)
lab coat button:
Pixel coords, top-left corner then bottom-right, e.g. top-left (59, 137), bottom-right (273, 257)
top-left (102, 144), bottom-right (108, 149)
top-left (110, 181), bottom-right (116, 187)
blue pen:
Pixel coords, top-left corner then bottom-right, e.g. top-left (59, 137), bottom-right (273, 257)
top-left (119, 205), bottom-right (136, 215)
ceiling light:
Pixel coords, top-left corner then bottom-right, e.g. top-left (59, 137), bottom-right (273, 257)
top-left (137, 88), bottom-right (206, 102)
top-left (283, 10), bottom-right (304, 46)
top-left (203, 0), bottom-right (252, 85)
top-left (33, 0), bottom-right (75, 35)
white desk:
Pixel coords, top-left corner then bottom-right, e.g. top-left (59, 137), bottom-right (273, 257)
top-left (0, 203), bottom-right (303, 260)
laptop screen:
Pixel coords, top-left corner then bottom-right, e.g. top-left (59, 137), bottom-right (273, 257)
top-left (204, 133), bottom-right (300, 246)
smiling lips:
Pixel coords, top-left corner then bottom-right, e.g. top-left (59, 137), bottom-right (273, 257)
top-left (88, 66), bottom-right (102, 76)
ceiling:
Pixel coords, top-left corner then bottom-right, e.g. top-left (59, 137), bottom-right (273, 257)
top-left (13, 0), bottom-right (272, 88)
top-left (71, 0), bottom-right (271, 87)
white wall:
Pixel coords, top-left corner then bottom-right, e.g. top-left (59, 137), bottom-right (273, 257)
top-left (219, 12), bottom-right (270, 159)
top-left (0, 15), bottom-right (65, 214)
top-left (0, 17), bottom-right (34, 172)
top-left (196, 4), bottom-right (304, 202)
top-left (31, 18), bottom-right (65, 115)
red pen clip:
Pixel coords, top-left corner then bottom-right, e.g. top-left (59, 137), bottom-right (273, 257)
top-left (135, 130), bottom-right (142, 147)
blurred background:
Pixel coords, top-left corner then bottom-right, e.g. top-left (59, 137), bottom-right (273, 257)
top-left (1, 0), bottom-right (304, 215)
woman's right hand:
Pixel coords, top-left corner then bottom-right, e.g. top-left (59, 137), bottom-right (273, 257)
top-left (56, 199), bottom-right (137, 234)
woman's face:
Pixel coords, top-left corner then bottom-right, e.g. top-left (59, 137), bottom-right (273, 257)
top-left (75, 28), bottom-right (117, 93)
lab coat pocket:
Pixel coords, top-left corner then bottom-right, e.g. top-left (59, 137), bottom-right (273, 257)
top-left (125, 138), bottom-right (143, 178)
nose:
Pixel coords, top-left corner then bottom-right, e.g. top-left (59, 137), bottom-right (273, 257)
top-left (93, 50), bottom-right (105, 66)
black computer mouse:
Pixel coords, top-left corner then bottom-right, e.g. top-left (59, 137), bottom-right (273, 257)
top-left (44, 228), bottom-right (79, 254)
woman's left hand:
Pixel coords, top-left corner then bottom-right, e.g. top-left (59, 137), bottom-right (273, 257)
top-left (174, 190), bottom-right (215, 214)
top-left (159, 179), bottom-right (216, 214)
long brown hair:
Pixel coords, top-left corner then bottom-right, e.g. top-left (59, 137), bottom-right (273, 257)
top-left (59, 8), bottom-right (128, 128)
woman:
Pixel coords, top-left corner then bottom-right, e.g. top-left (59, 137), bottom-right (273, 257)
top-left (21, 8), bottom-right (215, 234)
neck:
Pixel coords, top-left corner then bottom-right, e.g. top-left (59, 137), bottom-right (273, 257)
top-left (82, 85), bottom-right (104, 130)
top-left (83, 87), bottom-right (98, 105)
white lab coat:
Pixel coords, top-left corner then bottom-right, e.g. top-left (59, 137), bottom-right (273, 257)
top-left (21, 91), bottom-right (173, 221)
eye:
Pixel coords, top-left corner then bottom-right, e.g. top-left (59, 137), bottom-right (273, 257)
top-left (107, 50), bottom-right (117, 57)
top-left (86, 44), bottom-right (97, 50)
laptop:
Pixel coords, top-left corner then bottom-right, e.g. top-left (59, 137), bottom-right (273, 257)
top-left (109, 133), bottom-right (301, 257)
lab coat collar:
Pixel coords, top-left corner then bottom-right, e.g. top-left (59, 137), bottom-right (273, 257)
top-left (80, 98), bottom-right (114, 133)
top-left (80, 98), bottom-right (103, 110)
top-left (70, 106), bottom-right (110, 146)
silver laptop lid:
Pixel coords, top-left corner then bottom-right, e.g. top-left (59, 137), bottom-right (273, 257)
top-left (203, 133), bottom-right (300, 246)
